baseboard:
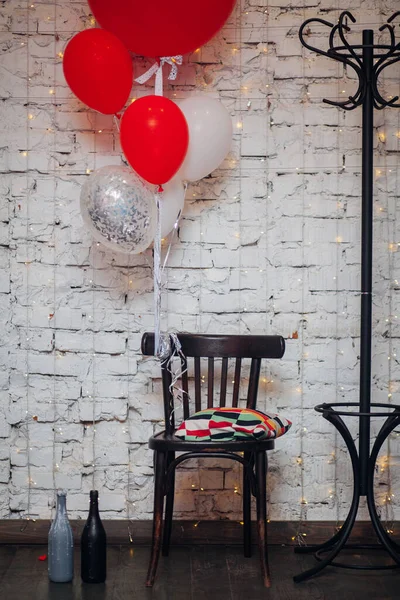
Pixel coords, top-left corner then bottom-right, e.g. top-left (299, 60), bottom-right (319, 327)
top-left (0, 519), bottom-right (396, 545)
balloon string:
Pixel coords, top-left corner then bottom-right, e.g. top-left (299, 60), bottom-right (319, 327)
top-left (161, 182), bottom-right (187, 275)
top-left (153, 182), bottom-right (187, 358)
top-left (113, 115), bottom-right (121, 133)
top-left (153, 189), bottom-right (162, 357)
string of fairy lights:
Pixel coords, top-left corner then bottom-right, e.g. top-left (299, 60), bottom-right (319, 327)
top-left (392, 79), bottom-right (400, 524)
top-left (292, 1), bottom-right (308, 546)
top-left (235, 0), bottom-right (244, 506)
top-left (382, 139), bottom-right (395, 530)
top-left (389, 80), bottom-right (400, 529)
top-left (12, 1), bottom-right (400, 530)
top-left (19, 2), bottom-right (103, 519)
top-left (377, 17), bottom-right (397, 528)
top-left (194, 29), bottom-right (206, 518)
top-left (192, 0), bottom-right (248, 520)
top-left (291, 8), bottom-right (400, 540)
top-left (332, 6), bottom-right (343, 528)
top-left (261, 0), bottom-right (271, 417)
top-left (21, 0), bottom-right (33, 529)
top-left (19, 0), bottom-right (60, 525)
top-left (261, 0), bottom-right (280, 527)
top-left (126, 253), bottom-right (135, 543)
top-left (91, 121), bottom-right (98, 494)
top-left (51, 0), bottom-right (58, 511)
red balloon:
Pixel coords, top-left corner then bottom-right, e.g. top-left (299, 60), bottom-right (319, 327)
top-left (63, 29), bottom-right (133, 115)
top-left (88, 0), bottom-right (236, 57)
top-left (120, 96), bottom-right (189, 185)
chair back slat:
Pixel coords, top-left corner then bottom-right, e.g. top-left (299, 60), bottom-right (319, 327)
top-left (246, 358), bottom-right (261, 409)
top-left (220, 357), bottom-right (228, 407)
top-left (141, 333), bottom-right (285, 428)
top-left (207, 357), bottom-right (214, 408)
top-left (180, 356), bottom-right (190, 420)
top-left (141, 332), bottom-right (285, 359)
top-left (194, 357), bottom-right (201, 412)
top-left (232, 358), bottom-right (242, 407)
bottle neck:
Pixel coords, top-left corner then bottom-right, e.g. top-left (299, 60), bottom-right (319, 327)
top-left (89, 499), bottom-right (100, 518)
top-left (56, 494), bottom-right (67, 517)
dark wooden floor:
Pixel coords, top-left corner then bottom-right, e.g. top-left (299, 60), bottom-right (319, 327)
top-left (0, 544), bottom-right (399, 599)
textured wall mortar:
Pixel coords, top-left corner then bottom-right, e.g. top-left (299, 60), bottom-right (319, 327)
top-left (0, 0), bottom-right (399, 523)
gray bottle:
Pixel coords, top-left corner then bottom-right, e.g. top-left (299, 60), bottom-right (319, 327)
top-left (48, 490), bottom-right (74, 583)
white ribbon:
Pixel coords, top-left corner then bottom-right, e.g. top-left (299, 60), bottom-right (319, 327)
top-left (161, 182), bottom-right (187, 276)
top-left (153, 189), bottom-right (162, 357)
top-left (135, 56), bottom-right (183, 96)
top-left (153, 183), bottom-right (187, 359)
top-left (165, 332), bottom-right (189, 428)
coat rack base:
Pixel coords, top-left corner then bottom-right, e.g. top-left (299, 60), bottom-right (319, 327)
top-left (294, 403), bottom-right (400, 582)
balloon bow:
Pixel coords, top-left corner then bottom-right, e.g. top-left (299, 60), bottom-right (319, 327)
top-left (135, 56), bottom-right (182, 97)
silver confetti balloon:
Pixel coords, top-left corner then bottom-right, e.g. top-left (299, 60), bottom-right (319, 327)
top-left (80, 166), bottom-right (156, 254)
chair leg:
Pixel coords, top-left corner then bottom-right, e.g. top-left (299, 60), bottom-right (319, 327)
top-left (243, 451), bottom-right (252, 557)
top-left (146, 450), bottom-right (167, 587)
top-left (255, 450), bottom-right (271, 588)
top-left (162, 451), bottom-right (175, 557)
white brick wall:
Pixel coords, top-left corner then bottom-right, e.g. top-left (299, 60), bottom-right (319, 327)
top-left (0, 0), bottom-right (399, 523)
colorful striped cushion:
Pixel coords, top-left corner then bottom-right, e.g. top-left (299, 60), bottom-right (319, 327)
top-left (175, 407), bottom-right (291, 441)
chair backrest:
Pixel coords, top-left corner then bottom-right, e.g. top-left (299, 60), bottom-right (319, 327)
top-left (141, 333), bottom-right (285, 434)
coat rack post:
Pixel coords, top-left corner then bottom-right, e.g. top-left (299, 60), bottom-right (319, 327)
top-left (294, 11), bottom-right (400, 583)
top-left (359, 28), bottom-right (374, 496)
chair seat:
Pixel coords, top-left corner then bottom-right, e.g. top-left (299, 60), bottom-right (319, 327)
top-left (149, 430), bottom-right (275, 452)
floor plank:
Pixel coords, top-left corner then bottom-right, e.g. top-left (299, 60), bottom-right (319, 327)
top-left (0, 544), bottom-right (399, 599)
top-left (226, 545), bottom-right (327, 600)
top-left (191, 545), bottom-right (233, 600)
top-left (0, 545), bottom-right (17, 582)
top-left (113, 546), bottom-right (191, 600)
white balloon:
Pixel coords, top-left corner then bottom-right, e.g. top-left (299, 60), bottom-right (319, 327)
top-left (159, 178), bottom-right (186, 237)
top-left (178, 96), bottom-right (233, 182)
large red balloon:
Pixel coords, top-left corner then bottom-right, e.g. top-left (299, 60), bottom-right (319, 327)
top-left (120, 96), bottom-right (189, 185)
top-left (63, 29), bottom-right (133, 115)
top-left (88, 0), bottom-right (236, 57)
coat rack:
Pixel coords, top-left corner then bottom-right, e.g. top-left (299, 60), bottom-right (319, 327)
top-left (294, 10), bottom-right (400, 582)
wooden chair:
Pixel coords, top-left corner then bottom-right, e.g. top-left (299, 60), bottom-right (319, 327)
top-left (141, 332), bottom-right (286, 588)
